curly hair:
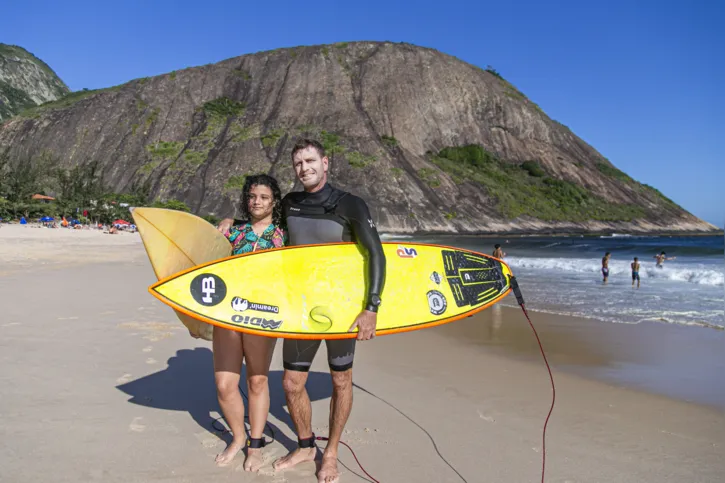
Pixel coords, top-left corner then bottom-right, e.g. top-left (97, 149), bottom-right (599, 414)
top-left (238, 173), bottom-right (284, 225)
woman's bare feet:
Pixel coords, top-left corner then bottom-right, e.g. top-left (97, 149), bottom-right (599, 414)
top-left (215, 438), bottom-right (244, 466)
top-left (317, 454), bottom-right (340, 483)
top-left (272, 447), bottom-right (316, 471)
top-left (243, 447), bottom-right (265, 472)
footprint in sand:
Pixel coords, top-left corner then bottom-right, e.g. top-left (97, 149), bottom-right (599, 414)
top-left (116, 374), bottom-right (133, 384)
top-left (194, 431), bottom-right (221, 449)
top-left (142, 346), bottom-right (153, 352)
top-left (130, 417), bottom-right (146, 432)
top-left (146, 358), bottom-right (157, 365)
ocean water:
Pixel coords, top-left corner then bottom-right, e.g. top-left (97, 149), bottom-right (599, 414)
top-left (382, 234), bottom-right (725, 330)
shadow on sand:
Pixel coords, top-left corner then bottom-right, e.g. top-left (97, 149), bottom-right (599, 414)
top-left (115, 347), bottom-right (332, 451)
top-left (116, 346), bottom-right (468, 482)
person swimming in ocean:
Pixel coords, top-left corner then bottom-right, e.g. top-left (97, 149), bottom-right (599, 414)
top-left (654, 251), bottom-right (675, 269)
top-left (602, 252), bottom-right (611, 284)
top-left (631, 257), bottom-right (640, 289)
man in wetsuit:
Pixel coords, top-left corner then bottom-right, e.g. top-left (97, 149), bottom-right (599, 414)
top-left (218, 138), bottom-right (386, 483)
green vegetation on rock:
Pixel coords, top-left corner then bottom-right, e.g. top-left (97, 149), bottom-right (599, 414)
top-left (429, 145), bottom-right (646, 222)
top-left (520, 160), bottom-right (546, 177)
top-left (151, 199), bottom-right (190, 212)
top-left (0, 80), bottom-right (37, 119)
top-left (320, 131), bottom-right (345, 155)
top-left (596, 161), bottom-right (632, 182)
top-left (146, 141), bottom-right (184, 159)
top-left (346, 151), bottom-right (376, 168)
top-left (203, 97), bottom-right (245, 118)
top-left (418, 168), bottom-right (441, 188)
top-left (261, 128), bottom-right (284, 147)
top-left (381, 135), bottom-right (398, 147)
top-left (224, 175), bottom-right (247, 194)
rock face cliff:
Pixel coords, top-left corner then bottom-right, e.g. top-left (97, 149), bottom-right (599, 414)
top-left (0, 41), bottom-right (717, 234)
top-left (0, 44), bottom-right (70, 121)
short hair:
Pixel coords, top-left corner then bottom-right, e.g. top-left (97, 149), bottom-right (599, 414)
top-left (291, 138), bottom-right (325, 160)
top-left (605, 252), bottom-right (611, 256)
top-left (494, 244), bottom-right (501, 249)
top-left (634, 257), bottom-right (638, 261)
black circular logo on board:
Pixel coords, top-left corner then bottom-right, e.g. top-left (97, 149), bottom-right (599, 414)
top-left (190, 273), bottom-right (227, 307)
top-left (427, 290), bottom-right (447, 315)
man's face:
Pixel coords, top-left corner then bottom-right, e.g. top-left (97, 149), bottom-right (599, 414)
top-left (292, 146), bottom-right (328, 190)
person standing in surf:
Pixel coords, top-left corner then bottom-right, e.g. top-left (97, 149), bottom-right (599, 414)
top-left (492, 244), bottom-right (506, 259)
top-left (602, 252), bottom-right (611, 284)
top-left (218, 138), bottom-right (386, 483)
top-left (631, 257), bottom-right (641, 289)
top-left (212, 174), bottom-right (287, 471)
top-left (654, 251), bottom-right (675, 269)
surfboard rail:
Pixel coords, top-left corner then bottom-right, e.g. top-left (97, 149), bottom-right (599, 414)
top-left (148, 241), bottom-right (513, 340)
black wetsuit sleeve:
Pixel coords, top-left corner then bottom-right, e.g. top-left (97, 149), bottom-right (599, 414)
top-left (337, 195), bottom-right (386, 312)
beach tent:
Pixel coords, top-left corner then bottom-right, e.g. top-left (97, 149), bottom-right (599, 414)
top-left (20, 217), bottom-right (27, 224)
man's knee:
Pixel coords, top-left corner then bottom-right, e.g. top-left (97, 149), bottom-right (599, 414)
top-left (331, 369), bottom-right (352, 391)
top-left (247, 375), bottom-right (268, 396)
top-left (282, 370), bottom-right (308, 395)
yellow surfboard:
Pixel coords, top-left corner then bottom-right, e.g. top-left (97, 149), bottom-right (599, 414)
top-left (147, 230), bottom-right (513, 339)
top-left (131, 207), bottom-right (232, 341)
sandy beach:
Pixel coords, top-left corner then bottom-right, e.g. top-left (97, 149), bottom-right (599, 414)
top-left (1, 223), bottom-right (723, 482)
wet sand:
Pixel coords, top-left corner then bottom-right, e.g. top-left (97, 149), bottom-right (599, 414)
top-left (442, 305), bottom-right (725, 410)
top-left (1, 224), bottom-right (723, 482)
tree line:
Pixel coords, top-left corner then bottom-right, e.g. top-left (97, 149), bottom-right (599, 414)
top-left (0, 152), bottom-right (199, 224)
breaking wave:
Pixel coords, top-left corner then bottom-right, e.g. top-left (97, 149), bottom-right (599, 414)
top-left (505, 257), bottom-right (724, 286)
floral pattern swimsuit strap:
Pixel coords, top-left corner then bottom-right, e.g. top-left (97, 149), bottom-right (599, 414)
top-left (227, 222), bottom-right (286, 255)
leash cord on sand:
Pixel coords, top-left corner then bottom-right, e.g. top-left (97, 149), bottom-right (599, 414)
top-left (510, 275), bottom-right (556, 483)
top-left (208, 275), bottom-right (551, 483)
top-left (211, 386), bottom-right (380, 483)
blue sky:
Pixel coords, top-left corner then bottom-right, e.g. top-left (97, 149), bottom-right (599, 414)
top-left (4, 0), bottom-right (723, 226)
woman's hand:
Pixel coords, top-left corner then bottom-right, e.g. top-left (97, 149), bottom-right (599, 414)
top-left (217, 218), bottom-right (234, 234)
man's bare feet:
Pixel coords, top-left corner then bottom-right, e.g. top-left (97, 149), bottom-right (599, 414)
top-left (243, 447), bottom-right (264, 472)
top-left (215, 439), bottom-right (244, 466)
top-left (273, 447), bottom-right (316, 471)
top-left (318, 454), bottom-right (340, 483)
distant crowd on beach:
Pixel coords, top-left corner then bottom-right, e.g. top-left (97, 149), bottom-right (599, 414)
top-left (1, 215), bottom-right (137, 234)
top-left (601, 251), bottom-right (676, 288)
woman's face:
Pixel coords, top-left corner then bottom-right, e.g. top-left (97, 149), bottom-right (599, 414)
top-left (247, 184), bottom-right (275, 222)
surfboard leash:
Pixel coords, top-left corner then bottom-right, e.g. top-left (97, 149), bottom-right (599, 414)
top-left (509, 275), bottom-right (557, 483)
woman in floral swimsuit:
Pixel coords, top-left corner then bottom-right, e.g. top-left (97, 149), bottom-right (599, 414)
top-left (214, 174), bottom-right (286, 471)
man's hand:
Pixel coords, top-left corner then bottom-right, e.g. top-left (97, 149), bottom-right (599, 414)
top-left (348, 310), bottom-right (378, 341)
top-left (217, 218), bottom-right (234, 234)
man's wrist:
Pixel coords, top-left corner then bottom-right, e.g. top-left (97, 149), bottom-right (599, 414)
top-left (365, 294), bottom-right (381, 313)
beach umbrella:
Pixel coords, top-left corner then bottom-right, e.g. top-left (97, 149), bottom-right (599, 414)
top-left (113, 219), bottom-right (130, 225)
top-left (40, 216), bottom-right (54, 222)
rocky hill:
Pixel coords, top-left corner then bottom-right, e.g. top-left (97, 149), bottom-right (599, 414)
top-left (0, 41), bottom-right (717, 234)
top-left (0, 44), bottom-right (70, 121)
